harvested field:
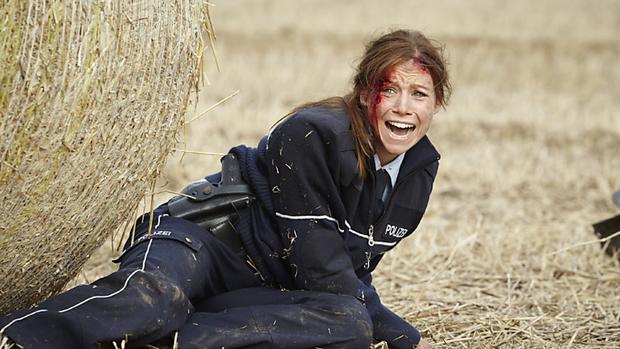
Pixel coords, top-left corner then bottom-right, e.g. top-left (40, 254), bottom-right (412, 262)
top-left (69, 0), bottom-right (620, 347)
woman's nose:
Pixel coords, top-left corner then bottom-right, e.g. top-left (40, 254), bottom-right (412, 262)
top-left (393, 94), bottom-right (414, 116)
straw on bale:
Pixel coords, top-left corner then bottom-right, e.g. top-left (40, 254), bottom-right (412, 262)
top-left (0, 0), bottom-right (214, 314)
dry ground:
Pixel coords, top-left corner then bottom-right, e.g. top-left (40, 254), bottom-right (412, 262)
top-left (72, 0), bottom-right (620, 347)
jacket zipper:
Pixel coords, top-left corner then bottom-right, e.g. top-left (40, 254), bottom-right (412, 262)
top-left (367, 224), bottom-right (375, 246)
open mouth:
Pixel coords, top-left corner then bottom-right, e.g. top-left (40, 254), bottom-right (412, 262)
top-left (386, 121), bottom-right (416, 137)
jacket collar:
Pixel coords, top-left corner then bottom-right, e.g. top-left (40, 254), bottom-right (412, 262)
top-left (397, 136), bottom-right (440, 182)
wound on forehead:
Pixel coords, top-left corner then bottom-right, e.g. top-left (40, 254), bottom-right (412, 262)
top-left (412, 56), bottom-right (430, 74)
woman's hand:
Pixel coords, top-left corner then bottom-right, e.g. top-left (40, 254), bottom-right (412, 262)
top-left (416, 338), bottom-right (434, 349)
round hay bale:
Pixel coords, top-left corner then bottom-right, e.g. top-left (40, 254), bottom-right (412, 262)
top-left (0, 1), bottom-right (211, 314)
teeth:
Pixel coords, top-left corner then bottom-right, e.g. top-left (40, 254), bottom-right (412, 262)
top-left (387, 121), bottom-right (415, 129)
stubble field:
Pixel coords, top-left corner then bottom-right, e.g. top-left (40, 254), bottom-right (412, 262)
top-left (74, 1), bottom-right (620, 347)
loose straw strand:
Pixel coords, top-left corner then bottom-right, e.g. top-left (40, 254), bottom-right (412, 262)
top-left (186, 89), bottom-right (239, 124)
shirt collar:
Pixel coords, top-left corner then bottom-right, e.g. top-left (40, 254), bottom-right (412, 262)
top-left (373, 153), bottom-right (405, 187)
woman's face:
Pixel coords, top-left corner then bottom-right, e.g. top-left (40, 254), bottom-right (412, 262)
top-left (363, 59), bottom-right (440, 165)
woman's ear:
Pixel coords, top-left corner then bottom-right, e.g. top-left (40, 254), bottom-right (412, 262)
top-left (433, 100), bottom-right (441, 115)
top-left (359, 91), bottom-right (369, 107)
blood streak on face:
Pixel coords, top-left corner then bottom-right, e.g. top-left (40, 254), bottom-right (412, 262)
top-left (367, 80), bottom-right (388, 131)
top-left (367, 65), bottom-right (395, 132)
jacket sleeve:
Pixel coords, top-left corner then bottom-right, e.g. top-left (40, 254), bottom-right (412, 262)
top-left (360, 273), bottom-right (421, 348)
top-left (266, 114), bottom-right (365, 299)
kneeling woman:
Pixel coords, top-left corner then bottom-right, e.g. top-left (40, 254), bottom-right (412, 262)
top-left (1, 29), bottom-right (451, 349)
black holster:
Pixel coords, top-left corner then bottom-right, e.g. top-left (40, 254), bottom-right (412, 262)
top-left (167, 154), bottom-right (254, 251)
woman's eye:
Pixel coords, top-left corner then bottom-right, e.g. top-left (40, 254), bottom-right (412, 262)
top-left (413, 90), bottom-right (428, 97)
top-left (382, 87), bottom-right (397, 94)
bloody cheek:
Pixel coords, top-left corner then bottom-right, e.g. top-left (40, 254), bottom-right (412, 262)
top-left (368, 79), bottom-right (390, 131)
top-left (367, 91), bottom-right (379, 131)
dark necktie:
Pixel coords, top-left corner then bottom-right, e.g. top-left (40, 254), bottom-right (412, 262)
top-left (374, 169), bottom-right (391, 220)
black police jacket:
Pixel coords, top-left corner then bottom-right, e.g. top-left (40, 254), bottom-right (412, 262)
top-left (231, 106), bottom-right (440, 347)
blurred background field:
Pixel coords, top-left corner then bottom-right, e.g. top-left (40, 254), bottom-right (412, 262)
top-left (73, 0), bottom-right (620, 347)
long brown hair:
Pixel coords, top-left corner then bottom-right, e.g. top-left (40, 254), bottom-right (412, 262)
top-left (287, 29), bottom-right (451, 178)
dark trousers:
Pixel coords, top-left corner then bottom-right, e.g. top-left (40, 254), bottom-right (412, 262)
top-left (0, 211), bottom-right (372, 349)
